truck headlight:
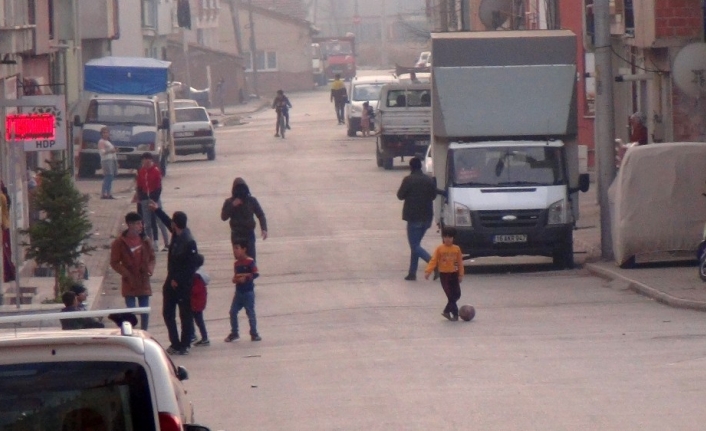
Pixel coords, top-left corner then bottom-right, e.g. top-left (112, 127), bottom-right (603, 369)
top-left (547, 199), bottom-right (567, 225)
top-left (454, 202), bottom-right (472, 227)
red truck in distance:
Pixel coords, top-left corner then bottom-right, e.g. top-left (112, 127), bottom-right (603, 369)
top-left (312, 36), bottom-right (356, 82)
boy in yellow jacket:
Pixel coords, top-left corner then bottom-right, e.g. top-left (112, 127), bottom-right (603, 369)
top-left (425, 227), bottom-right (464, 321)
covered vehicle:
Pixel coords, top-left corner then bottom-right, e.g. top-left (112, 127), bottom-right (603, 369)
top-left (609, 142), bottom-right (706, 267)
top-left (172, 107), bottom-right (217, 160)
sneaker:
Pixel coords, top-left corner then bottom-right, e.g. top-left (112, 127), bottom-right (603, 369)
top-left (251, 334), bottom-right (262, 342)
top-left (176, 348), bottom-right (190, 355)
top-left (441, 312), bottom-right (453, 321)
top-left (224, 333), bottom-right (239, 342)
top-left (166, 346), bottom-right (178, 355)
top-left (451, 314), bottom-right (459, 321)
top-left (194, 339), bottom-right (210, 346)
top-left (161, 246), bottom-right (169, 252)
top-left (404, 274), bottom-right (416, 281)
top-left (286, 124), bottom-right (291, 130)
top-left (275, 133), bottom-right (280, 137)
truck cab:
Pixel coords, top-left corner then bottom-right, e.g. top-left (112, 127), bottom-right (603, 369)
top-left (76, 94), bottom-right (169, 177)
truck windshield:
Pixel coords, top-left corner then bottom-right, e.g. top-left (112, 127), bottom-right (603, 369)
top-left (86, 100), bottom-right (156, 126)
top-left (323, 41), bottom-right (353, 56)
top-left (352, 84), bottom-right (387, 102)
top-left (385, 89), bottom-right (431, 107)
top-left (0, 361), bottom-right (156, 431)
top-left (450, 146), bottom-right (565, 187)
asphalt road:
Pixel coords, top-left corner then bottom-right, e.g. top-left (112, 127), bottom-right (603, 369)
top-left (122, 89), bottom-right (706, 431)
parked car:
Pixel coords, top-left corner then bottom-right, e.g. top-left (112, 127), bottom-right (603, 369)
top-left (345, 75), bottom-right (397, 137)
top-left (172, 107), bottom-right (217, 161)
top-left (0, 309), bottom-right (214, 431)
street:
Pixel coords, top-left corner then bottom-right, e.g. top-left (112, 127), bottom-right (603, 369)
top-left (112, 89), bottom-right (706, 430)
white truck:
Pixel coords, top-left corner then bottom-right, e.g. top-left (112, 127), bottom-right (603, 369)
top-left (74, 57), bottom-right (173, 177)
top-left (374, 82), bottom-right (432, 170)
top-left (431, 30), bottom-right (589, 269)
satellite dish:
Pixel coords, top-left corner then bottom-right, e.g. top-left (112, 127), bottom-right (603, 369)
top-left (479, 0), bottom-right (513, 30)
top-left (672, 42), bottom-right (706, 98)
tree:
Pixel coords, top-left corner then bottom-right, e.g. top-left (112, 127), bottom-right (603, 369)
top-left (21, 159), bottom-right (95, 299)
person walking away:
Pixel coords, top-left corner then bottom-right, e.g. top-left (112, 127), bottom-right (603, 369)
top-left (221, 177), bottom-right (267, 262)
top-left (0, 181), bottom-right (15, 282)
top-left (425, 227), bottom-right (464, 321)
top-left (397, 157), bottom-right (437, 281)
top-left (272, 90), bottom-right (292, 136)
top-left (149, 202), bottom-right (199, 355)
top-left (98, 127), bottom-right (118, 199)
top-left (134, 153), bottom-right (162, 252)
top-left (224, 239), bottom-right (261, 342)
top-left (192, 253), bottom-right (211, 346)
top-left (216, 77), bottom-right (225, 115)
top-left (360, 101), bottom-right (374, 137)
top-left (110, 212), bottom-right (156, 330)
top-left (330, 74), bottom-right (348, 125)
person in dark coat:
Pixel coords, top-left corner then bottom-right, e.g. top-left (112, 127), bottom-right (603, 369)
top-left (221, 177), bottom-right (267, 262)
top-left (149, 202), bottom-right (199, 355)
top-left (396, 156), bottom-right (438, 281)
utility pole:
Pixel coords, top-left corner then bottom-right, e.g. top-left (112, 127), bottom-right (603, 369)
top-left (227, 0), bottom-right (244, 54)
top-left (380, 0), bottom-right (387, 67)
top-left (247, 0), bottom-right (259, 98)
top-left (594, 0), bottom-right (616, 260)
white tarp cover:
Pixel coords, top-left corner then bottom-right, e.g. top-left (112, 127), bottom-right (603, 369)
top-left (609, 142), bottom-right (706, 265)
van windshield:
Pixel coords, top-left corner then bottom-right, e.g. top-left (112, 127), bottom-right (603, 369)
top-left (86, 100), bottom-right (156, 126)
top-left (450, 146), bottom-right (565, 187)
top-left (0, 361), bottom-right (156, 431)
top-left (352, 83), bottom-right (387, 102)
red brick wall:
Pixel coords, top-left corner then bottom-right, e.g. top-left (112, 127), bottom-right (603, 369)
top-left (655, 0), bottom-right (704, 39)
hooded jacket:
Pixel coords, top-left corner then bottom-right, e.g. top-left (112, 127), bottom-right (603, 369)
top-left (221, 178), bottom-right (268, 239)
top-left (110, 231), bottom-right (156, 297)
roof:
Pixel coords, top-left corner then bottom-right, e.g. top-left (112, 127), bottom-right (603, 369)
top-left (85, 56), bottom-right (171, 69)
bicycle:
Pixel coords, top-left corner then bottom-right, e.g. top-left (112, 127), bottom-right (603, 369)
top-left (275, 109), bottom-right (286, 139)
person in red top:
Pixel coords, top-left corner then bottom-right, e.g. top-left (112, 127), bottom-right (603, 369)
top-left (133, 153), bottom-right (163, 252)
top-left (191, 253), bottom-right (211, 346)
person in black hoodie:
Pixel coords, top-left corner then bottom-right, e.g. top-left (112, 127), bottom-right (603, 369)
top-left (149, 201), bottom-right (198, 355)
top-left (221, 177), bottom-right (267, 262)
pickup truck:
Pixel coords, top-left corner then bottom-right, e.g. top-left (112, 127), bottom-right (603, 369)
top-left (374, 82), bottom-right (431, 170)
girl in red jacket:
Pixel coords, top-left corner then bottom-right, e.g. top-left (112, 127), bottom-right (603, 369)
top-left (192, 254), bottom-right (211, 346)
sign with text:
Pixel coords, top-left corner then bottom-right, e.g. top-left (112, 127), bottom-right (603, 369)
top-left (5, 113), bottom-right (56, 141)
top-left (18, 95), bottom-right (67, 151)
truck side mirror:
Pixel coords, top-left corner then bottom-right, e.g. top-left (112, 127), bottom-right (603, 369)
top-left (73, 115), bottom-right (82, 127)
top-left (161, 117), bottom-right (170, 130)
top-left (578, 173), bottom-right (590, 192)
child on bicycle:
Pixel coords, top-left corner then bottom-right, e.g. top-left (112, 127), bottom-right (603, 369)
top-left (272, 90), bottom-right (292, 137)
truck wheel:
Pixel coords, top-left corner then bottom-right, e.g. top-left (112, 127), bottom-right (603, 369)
top-left (619, 255), bottom-right (636, 269)
top-left (207, 148), bottom-right (216, 161)
top-left (78, 164), bottom-right (95, 178)
top-left (375, 146), bottom-right (383, 168)
top-left (159, 154), bottom-right (167, 177)
top-left (699, 253), bottom-right (706, 281)
top-left (552, 232), bottom-right (574, 269)
top-left (383, 158), bottom-right (394, 170)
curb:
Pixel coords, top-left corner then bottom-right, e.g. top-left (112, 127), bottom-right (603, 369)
top-left (584, 263), bottom-right (706, 312)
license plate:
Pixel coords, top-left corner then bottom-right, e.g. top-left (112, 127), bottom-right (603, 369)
top-left (493, 234), bottom-right (527, 244)
top-left (416, 140), bottom-right (430, 146)
top-left (116, 154), bottom-right (127, 161)
top-left (174, 131), bottom-right (195, 137)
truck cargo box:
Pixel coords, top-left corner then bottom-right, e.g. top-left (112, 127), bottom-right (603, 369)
top-left (431, 30), bottom-right (577, 139)
top-left (84, 56), bottom-right (171, 95)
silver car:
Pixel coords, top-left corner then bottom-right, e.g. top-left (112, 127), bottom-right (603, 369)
top-left (172, 107), bottom-right (218, 161)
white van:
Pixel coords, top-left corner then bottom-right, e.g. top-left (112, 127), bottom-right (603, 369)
top-left (0, 309), bottom-right (213, 431)
top-left (345, 75), bottom-right (397, 137)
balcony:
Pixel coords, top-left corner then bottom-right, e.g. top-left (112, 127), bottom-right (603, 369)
top-left (0, 25), bottom-right (34, 55)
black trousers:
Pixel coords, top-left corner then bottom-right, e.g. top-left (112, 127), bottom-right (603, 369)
top-left (163, 287), bottom-right (194, 350)
top-left (440, 272), bottom-right (461, 316)
top-left (193, 311), bottom-right (208, 340)
top-left (334, 100), bottom-right (346, 122)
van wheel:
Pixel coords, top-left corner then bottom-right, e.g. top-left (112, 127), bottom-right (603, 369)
top-left (552, 232), bottom-right (574, 269)
top-left (206, 148), bottom-right (216, 161)
top-left (383, 158), bottom-right (394, 170)
top-left (699, 253), bottom-right (706, 281)
top-left (160, 154), bottom-right (167, 176)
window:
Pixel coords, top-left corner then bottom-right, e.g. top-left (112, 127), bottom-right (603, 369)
top-left (86, 100), bottom-right (156, 126)
top-left (244, 51), bottom-right (278, 71)
top-left (386, 89), bottom-right (430, 108)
